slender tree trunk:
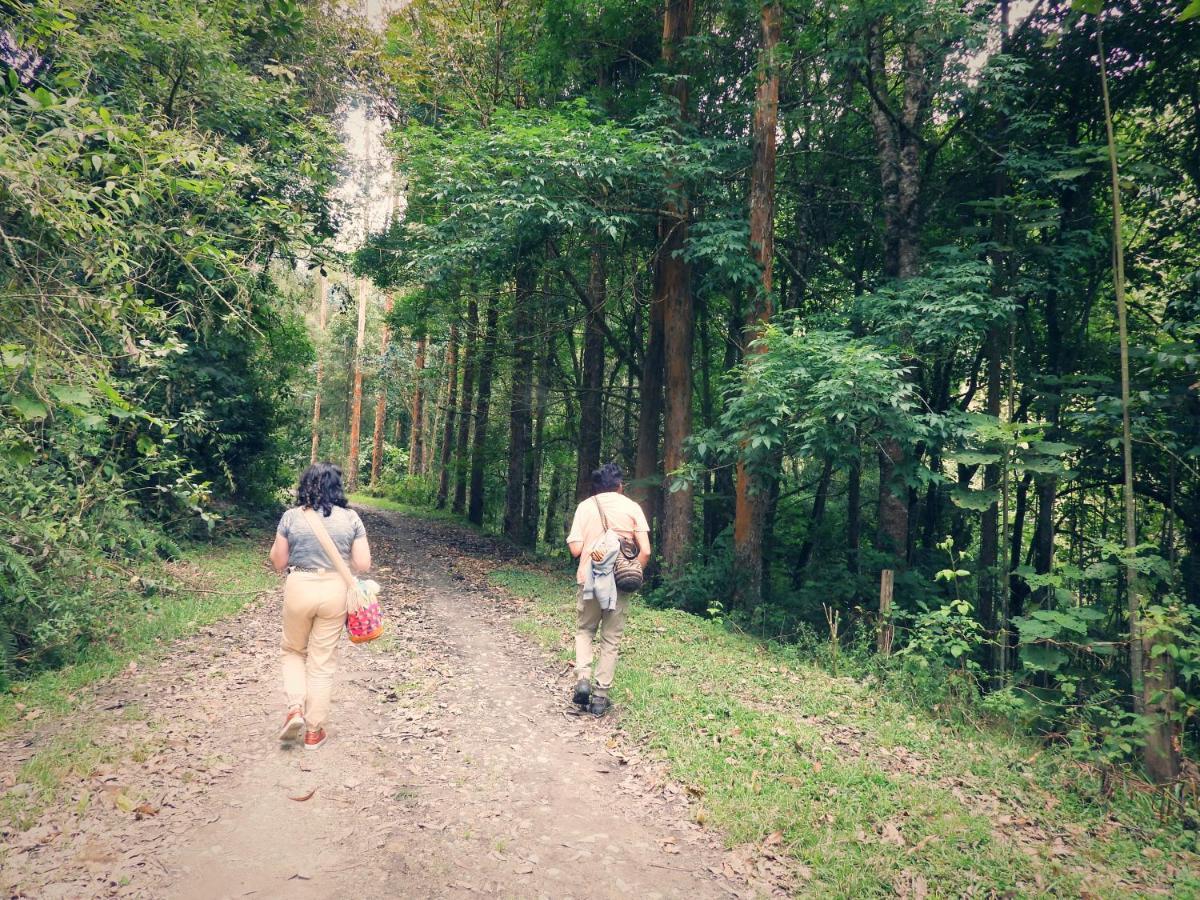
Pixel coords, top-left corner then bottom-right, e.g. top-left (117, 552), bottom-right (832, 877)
top-left (346, 278), bottom-right (369, 491)
top-left (732, 0), bottom-right (782, 608)
top-left (436, 323), bottom-right (460, 508)
top-left (525, 321), bottom-right (552, 541)
top-left (847, 455), bottom-right (862, 576)
top-left (468, 296), bottom-right (500, 526)
top-left (659, 0), bottom-right (697, 575)
top-left (505, 261), bottom-right (536, 545)
top-left (979, 337), bottom-right (1003, 651)
top-left (865, 19), bottom-right (930, 570)
top-left (543, 464), bottom-right (564, 545)
top-left (709, 292), bottom-right (743, 542)
top-left (424, 374), bottom-right (441, 476)
top-left (309, 273), bottom-right (328, 465)
top-left (1097, 26), bottom-right (1177, 781)
top-left (793, 458), bottom-right (834, 587)
top-left (408, 335), bottom-right (427, 476)
top-left (453, 298), bottom-right (479, 515)
top-left (369, 294), bottom-right (394, 487)
top-left (980, 0), bottom-right (1010, 666)
top-left (633, 269), bottom-right (665, 529)
top-left (575, 242), bottom-right (606, 500)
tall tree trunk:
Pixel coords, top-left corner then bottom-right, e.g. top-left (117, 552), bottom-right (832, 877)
top-left (979, 0), bottom-right (1011, 667)
top-left (453, 298), bottom-right (480, 515)
top-left (505, 261), bottom-right (536, 545)
top-left (793, 457), bottom-right (834, 587)
top-left (732, 0), bottom-right (782, 609)
top-left (1096, 25), bottom-right (1177, 781)
top-left (346, 278), bottom-right (368, 491)
top-left (525, 320), bottom-right (552, 540)
top-left (575, 242), bottom-right (606, 500)
top-left (543, 464), bottom-right (564, 545)
top-left (408, 335), bottom-right (427, 476)
top-left (369, 294), bottom-right (394, 487)
top-left (468, 296), bottom-right (500, 526)
top-left (309, 273), bottom-right (328, 465)
top-left (865, 19), bottom-right (930, 571)
top-left (847, 455), bottom-right (862, 576)
top-left (424, 374), bottom-right (441, 476)
top-left (633, 266), bottom-right (665, 530)
top-left (436, 323), bottom-right (460, 509)
top-left (659, 0), bottom-right (696, 575)
top-left (709, 292), bottom-right (743, 542)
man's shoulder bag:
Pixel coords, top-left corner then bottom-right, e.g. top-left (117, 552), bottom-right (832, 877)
top-left (593, 497), bottom-right (644, 593)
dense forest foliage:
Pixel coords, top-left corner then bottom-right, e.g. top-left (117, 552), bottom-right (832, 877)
top-left (3, 0), bottom-right (1199, 788)
top-left (0, 0), bottom-right (369, 679)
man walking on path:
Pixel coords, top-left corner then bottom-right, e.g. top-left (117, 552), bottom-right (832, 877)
top-left (566, 463), bottom-right (651, 717)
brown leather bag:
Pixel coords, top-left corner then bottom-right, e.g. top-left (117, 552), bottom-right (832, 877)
top-left (593, 497), bottom-right (643, 593)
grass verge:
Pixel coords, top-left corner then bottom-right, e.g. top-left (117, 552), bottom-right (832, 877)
top-left (0, 539), bottom-right (274, 733)
top-left (0, 538), bottom-right (273, 831)
top-left (491, 566), bottom-right (1200, 899)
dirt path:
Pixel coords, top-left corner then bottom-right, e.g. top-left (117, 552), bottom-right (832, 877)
top-left (1, 507), bottom-right (748, 899)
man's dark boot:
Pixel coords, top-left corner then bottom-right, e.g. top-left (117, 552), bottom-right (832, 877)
top-left (572, 679), bottom-right (591, 708)
top-left (588, 695), bottom-right (610, 718)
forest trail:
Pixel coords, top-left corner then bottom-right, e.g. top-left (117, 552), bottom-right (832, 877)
top-left (0, 507), bottom-right (753, 900)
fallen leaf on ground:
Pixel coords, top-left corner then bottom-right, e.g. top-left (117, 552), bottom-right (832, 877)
top-left (907, 834), bottom-right (938, 854)
top-left (289, 789), bottom-right (317, 802)
top-left (880, 821), bottom-right (905, 846)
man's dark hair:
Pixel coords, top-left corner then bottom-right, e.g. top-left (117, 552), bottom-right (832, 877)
top-left (591, 462), bottom-right (624, 494)
top-left (297, 462), bottom-right (349, 516)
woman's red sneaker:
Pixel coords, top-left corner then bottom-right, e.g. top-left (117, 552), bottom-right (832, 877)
top-left (304, 728), bottom-right (327, 750)
top-left (278, 708), bottom-right (305, 742)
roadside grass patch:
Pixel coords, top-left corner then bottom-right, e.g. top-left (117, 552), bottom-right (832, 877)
top-left (0, 704), bottom-right (158, 831)
top-left (490, 566), bottom-right (1200, 898)
top-left (0, 540), bottom-right (274, 733)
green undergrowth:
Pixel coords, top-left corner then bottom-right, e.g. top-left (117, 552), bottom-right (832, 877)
top-left (0, 538), bottom-right (274, 733)
top-left (490, 566), bottom-right (1200, 899)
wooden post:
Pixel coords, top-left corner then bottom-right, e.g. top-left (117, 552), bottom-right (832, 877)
top-left (878, 569), bottom-right (895, 657)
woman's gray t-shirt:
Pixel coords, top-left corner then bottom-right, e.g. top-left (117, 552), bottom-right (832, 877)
top-left (276, 506), bottom-right (366, 570)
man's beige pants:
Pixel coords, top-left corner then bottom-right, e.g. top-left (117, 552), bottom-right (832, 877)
top-left (281, 571), bottom-right (346, 730)
top-left (575, 587), bottom-right (630, 698)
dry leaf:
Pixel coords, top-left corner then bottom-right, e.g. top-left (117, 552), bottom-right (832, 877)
top-left (907, 834), bottom-right (939, 854)
top-left (881, 821), bottom-right (906, 847)
top-left (289, 788), bottom-right (317, 802)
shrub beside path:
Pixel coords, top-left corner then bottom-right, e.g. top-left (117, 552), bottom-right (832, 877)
top-left (0, 507), bottom-right (753, 899)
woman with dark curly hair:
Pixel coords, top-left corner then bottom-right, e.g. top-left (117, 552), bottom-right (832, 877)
top-left (268, 462), bottom-right (371, 749)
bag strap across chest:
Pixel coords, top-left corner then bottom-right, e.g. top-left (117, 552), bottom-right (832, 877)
top-left (300, 507), bottom-right (356, 590)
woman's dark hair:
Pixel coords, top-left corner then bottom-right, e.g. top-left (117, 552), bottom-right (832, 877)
top-left (591, 462), bottom-right (624, 494)
top-left (297, 462), bottom-right (349, 516)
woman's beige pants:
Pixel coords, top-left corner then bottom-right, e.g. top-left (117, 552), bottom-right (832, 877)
top-left (281, 571), bottom-right (346, 730)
